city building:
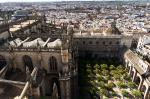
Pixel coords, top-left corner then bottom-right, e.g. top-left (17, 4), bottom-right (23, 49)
top-left (0, 1), bottom-right (150, 99)
top-left (124, 35), bottom-right (150, 99)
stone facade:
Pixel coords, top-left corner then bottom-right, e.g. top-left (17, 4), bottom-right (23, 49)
top-left (0, 16), bottom-right (78, 99)
top-left (124, 50), bottom-right (150, 99)
top-left (0, 16), bottom-right (134, 99)
top-left (73, 33), bottom-right (132, 58)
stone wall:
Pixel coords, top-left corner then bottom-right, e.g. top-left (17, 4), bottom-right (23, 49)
top-left (0, 50), bottom-right (63, 73)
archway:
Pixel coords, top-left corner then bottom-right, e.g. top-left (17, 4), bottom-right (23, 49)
top-left (124, 61), bottom-right (129, 72)
top-left (141, 85), bottom-right (146, 97)
top-left (50, 78), bottom-right (61, 99)
top-left (0, 55), bottom-right (7, 70)
top-left (44, 77), bottom-right (61, 99)
top-left (135, 76), bottom-right (140, 86)
top-left (49, 56), bottom-right (57, 72)
top-left (130, 70), bottom-right (134, 78)
top-left (23, 55), bottom-right (33, 73)
top-left (126, 61), bottom-right (129, 69)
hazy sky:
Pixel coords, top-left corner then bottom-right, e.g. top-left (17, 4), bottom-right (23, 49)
top-left (0, 0), bottom-right (139, 3)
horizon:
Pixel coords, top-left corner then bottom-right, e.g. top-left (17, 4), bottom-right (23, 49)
top-left (0, 0), bottom-right (145, 3)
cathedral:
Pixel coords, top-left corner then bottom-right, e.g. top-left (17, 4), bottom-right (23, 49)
top-left (0, 15), bottom-right (133, 99)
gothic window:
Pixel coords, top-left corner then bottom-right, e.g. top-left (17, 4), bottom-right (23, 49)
top-left (116, 41), bottom-right (120, 45)
top-left (83, 41), bottom-right (85, 44)
top-left (0, 55), bottom-right (6, 70)
top-left (49, 56), bottom-right (57, 71)
top-left (103, 41), bottom-right (105, 45)
top-left (89, 41), bottom-right (92, 44)
top-left (96, 41), bottom-right (99, 45)
top-left (109, 41), bottom-right (112, 45)
top-left (76, 41), bottom-right (78, 44)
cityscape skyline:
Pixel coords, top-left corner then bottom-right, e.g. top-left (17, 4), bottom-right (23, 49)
top-left (0, 0), bottom-right (146, 3)
top-left (0, 1), bottom-right (150, 99)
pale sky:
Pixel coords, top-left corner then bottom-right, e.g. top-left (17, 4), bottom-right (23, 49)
top-left (0, 0), bottom-right (139, 3)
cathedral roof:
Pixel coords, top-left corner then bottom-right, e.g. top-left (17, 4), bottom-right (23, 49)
top-left (9, 38), bottom-right (62, 48)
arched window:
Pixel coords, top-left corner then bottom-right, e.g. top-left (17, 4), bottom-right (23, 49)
top-left (0, 55), bottom-right (7, 70)
top-left (83, 41), bottom-right (85, 45)
top-left (89, 41), bottom-right (92, 44)
top-left (49, 56), bottom-right (57, 71)
top-left (135, 76), bottom-right (140, 85)
top-left (23, 55), bottom-right (33, 73)
top-left (96, 41), bottom-right (99, 45)
top-left (103, 41), bottom-right (105, 45)
top-left (76, 41), bottom-right (78, 44)
top-left (116, 41), bottom-right (120, 45)
top-left (141, 85), bottom-right (146, 93)
top-left (109, 41), bottom-right (112, 45)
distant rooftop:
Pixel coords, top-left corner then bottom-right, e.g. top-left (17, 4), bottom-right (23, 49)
top-left (9, 20), bottom-right (37, 33)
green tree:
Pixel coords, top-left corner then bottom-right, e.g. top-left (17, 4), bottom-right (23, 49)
top-left (123, 74), bottom-right (131, 81)
top-left (114, 74), bottom-right (121, 80)
top-left (122, 90), bottom-right (129, 97)
top-left (93, 69), bottom-right (100, 74)
top-left (117, 82), bottom-right (127, 88)
top-left (131, 90), bottom-right (142, 98)
top-left (117, 65), bottom-right (124, 70)
top-left (109, 65), bottom-right (115, 70)
top-left (99, 88), bottom-right (109, 97)
top-left (94, 64), bottom-right (100, 70)
top-left (107, 82), bottom-right (116, 89)
top-left (87, 72), bottom-right (95, 78)
top-left (101, 64), bottom-right (108, 70)
top-left (89, 87), bottom-right (97, 95)
top-left (86, 68), bottom-right (92, 74)
top-left (128, 82), bottom-right (136, 89)
top-left (105, 75), bottom-right (111, 81)
top-left (99, 81), bottom-right (106, 88)
top-left (86, 64), bottom-right (92, 70)
top-left (97, 75), bottom-right (104, 82)
top-left (118, 69), bottom-right (126, 75)
top-left (111, 91), bottom-right (117, 96)
top-left (110, 70), bottom-right (118, 76)
top-left (102, 70), bottom-right (109, 76)
top-left (103, 97), bottom-right (109, 99)
top-left (89, 80), bottom-right (95, 85)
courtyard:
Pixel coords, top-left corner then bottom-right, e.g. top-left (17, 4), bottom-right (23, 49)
top-left (78, 58), bottom-right (143, 99)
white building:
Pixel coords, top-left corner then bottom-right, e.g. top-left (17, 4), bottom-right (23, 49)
top-left (137, 35), bottom-right (150, 57)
